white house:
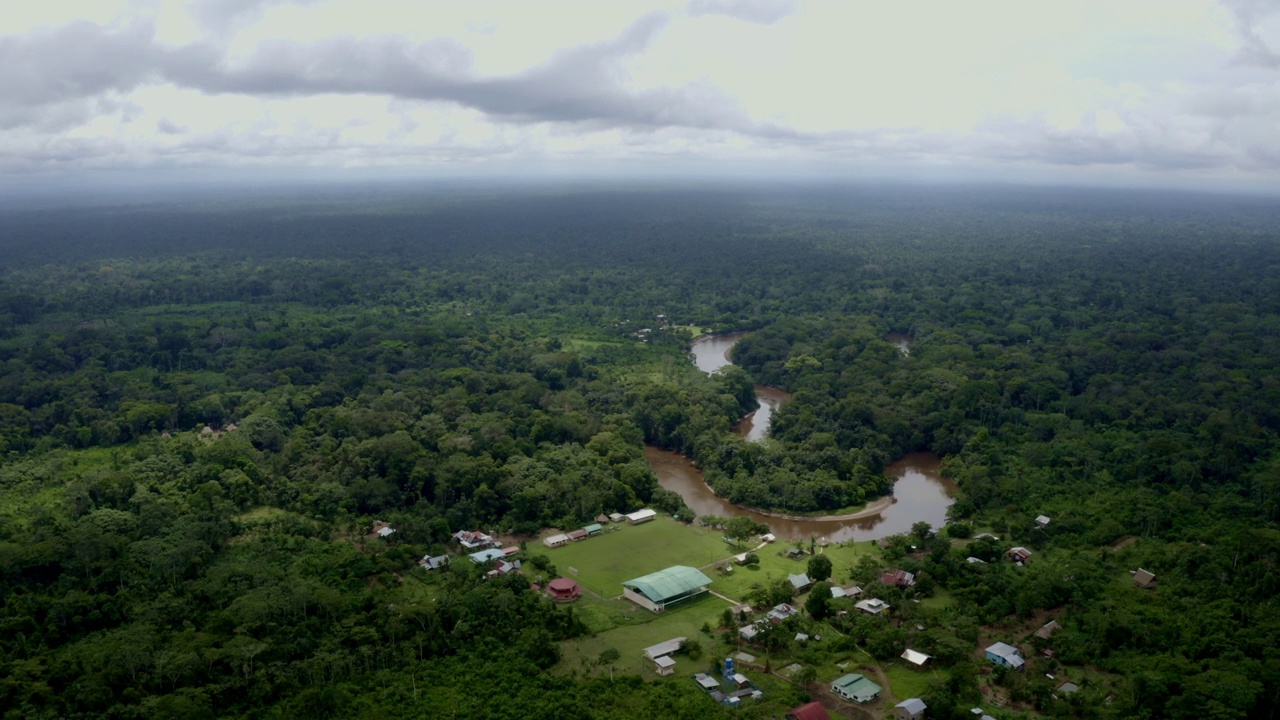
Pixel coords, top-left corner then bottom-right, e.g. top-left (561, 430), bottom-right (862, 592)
top-left (855, 598), bottom-right (890, 616)
top-left (900, 649), bottom-right (931, 666)
top-left (626, 508), bottom-right (657, 525)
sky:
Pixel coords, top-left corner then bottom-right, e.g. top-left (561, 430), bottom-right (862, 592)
top-left (3, 0), bottom-right (1280, 192)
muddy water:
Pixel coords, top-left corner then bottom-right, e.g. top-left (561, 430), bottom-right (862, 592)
top-left (673, 331), bottom-right (952, 540)
top-left (689, 332), bottom-right (745, 374)
top-left (689, 333), bottom-right (792, 442)
top-left (734, 385), bottom-right (791, 441)
top-left (646, 446), bottom-right (957, 542)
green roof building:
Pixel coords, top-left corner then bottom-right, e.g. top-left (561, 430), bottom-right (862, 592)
top-left (622, 566), bottom-right (713, 612)
top-left (831, 673), bottom-right (881, 703)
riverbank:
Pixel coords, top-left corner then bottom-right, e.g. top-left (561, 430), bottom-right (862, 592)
top-left (645, 445), bottom-right (954, 542)
top-left (731, 494), bottom-right (896, 523)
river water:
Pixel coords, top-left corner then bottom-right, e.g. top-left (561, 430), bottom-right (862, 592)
top-left (689, 333), bottom-right (793, 441)
top-left (660, 332), bottom-right (955, 541)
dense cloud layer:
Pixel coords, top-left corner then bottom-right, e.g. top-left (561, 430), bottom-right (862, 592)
top-left (1, 0), bottom-right (1278, 189)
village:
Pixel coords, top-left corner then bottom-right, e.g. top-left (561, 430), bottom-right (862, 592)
top-left (383, 507), bottom-right (1157, 719)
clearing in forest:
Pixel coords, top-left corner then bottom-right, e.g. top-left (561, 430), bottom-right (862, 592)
top-left (542, 516), bottom-right (731, 597)
top-left (709, 540), bottom-right (877, 601)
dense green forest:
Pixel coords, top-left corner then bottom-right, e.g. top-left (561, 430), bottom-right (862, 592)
top-left (0, 183), bottom-right (1277, 719)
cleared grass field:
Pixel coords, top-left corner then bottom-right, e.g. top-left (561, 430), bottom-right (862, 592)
top-left (558, 592), bottom-right (732, 677)
top-left (709, 539), bottom-right (878, 601)
top-left (920, 587), bottom-right (956, 610)
top-left (883, 662), bottom-right (945, 701)
top-left (562, 337), bottom-right (623, 350)
top-left (544, 516), bottom-right (734, 597)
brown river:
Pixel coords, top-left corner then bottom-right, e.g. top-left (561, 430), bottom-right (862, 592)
top-left (659, 332), bottom-right (955, 541)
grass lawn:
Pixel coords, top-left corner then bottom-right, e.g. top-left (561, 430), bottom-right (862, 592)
top-left (883, 662), bottom-right (946, 701)
top-left (562, 337), bottom-right (623, 350)
top-left (544, 516), bottom-right (734, 597)
top-left (710, 540), bottom-right (879, 602)
top-left (920, 587), bottom-right (956, 610)
top-left (558, 592), bottom-right (734, 677)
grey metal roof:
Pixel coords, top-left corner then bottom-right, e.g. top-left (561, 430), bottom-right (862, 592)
top-left (896, 698), bottom-right (927, 713)
top-left (986, 642), bottom-right (1025, 668)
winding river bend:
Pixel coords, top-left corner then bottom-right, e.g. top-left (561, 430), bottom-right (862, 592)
top-left (647, 333), bottom-right (956, 541)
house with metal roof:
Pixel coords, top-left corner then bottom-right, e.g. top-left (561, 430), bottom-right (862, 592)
top-left (622, 566), bottom-right (712, 612)
top-left (788, 572), bottom-right (812, 592)
top-left (855, 598), bottom-right (890, 616)
top-left (567, 529), bottom-right (589, 541)
top-left (1008, 547), bottom-right (1032, 563)
top-left (546, 578), bottom-right (581, 602)
top-left (1034, 620), bottom-right (1060, 639)
top-left (625, 508), bottom-right (657, 525)
top-left (986, 641), bottom-right (1025, 669)
top-left (543, 533), bottom-right (569, 548)
top-left (642, 637), bottom-right (685, 660)
top-left (485, 559), bottom-right (521, 577)
top-left (419, 554), bottom-right (450, 570)
top-left (880, 569), bottom-right (916, 587)
top-left (900, 648), bottom-right (930, 666)
top-left (453, 530), bottom-right (496, 549)
top-left (1036, 515), bottom-right (1051, 528)
top-left (831, 673), bottom-right (881, 703)
top-left (693, 673), bottom-right (721, 691)
top-left (468, 548), bottom-right (506, 564)
top-left (1134, 568), bottom-right (1157, 588)
top-left (583, 523), bottom-right (603, 536)
top-left (895, 698), bottom-right (927, 720)
top-left (767, 603), bottom-right (798, 623)
top-left (830, 585), bottom-right (861, 599)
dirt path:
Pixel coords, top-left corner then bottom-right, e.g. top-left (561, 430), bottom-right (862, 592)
top-left (708, 589), bottom-right (746, 606)
top-left (1110, 536), bottom-right (1138, 552)
top-left (803, 682), bottom-right (876, 720)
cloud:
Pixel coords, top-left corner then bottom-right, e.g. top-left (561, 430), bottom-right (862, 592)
top-left (1222, 0), bottom-right (1280, 68)
top-left (688, 0), bottom-right (798, 25)
top-left (190, 0), bottom-right (325, 34)
top-left (0, 22), bottom-right (160, 127)
top-left (0, 12), bottom-right (789, 140)
top-left (0, 0), bottom-right (1277, 189)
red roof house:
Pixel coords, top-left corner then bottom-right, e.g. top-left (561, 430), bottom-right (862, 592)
top-left (880, 569), bottom-right (916, 588)
top-left (786, 701), bottom-right (831, 720)
top-left (546, 577), bottom-right (582, 602)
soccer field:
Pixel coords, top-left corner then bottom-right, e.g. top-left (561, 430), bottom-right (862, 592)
top-left (543, 516), bottom-right (734, 596)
